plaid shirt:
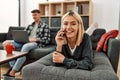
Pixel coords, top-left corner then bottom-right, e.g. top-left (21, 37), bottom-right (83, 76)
top-left (25, 21), bottom-right (50, 47)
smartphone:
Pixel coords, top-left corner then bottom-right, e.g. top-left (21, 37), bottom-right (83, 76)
top-left (60, 33), bottom-right (65, 37)
top-left (60, 28), bottom-right (65, 37)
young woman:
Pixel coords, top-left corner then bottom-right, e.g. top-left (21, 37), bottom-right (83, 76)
top-left (36, 10), bottom-right (94, 70)
top-left (52, 10), bottom-right (94, 70)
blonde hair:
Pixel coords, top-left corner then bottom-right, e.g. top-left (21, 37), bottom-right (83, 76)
top-left (61, 11), bottom-right (85, 46)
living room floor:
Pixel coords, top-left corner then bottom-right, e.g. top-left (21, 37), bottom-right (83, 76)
top-left (1, 55), bottom-right (120, 80)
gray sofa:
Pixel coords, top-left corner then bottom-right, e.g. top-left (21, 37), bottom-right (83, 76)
top-left (22, 29), bottom-right (120, 80)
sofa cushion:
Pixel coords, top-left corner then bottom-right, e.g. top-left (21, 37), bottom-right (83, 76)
top-left (92, 52), bottom-right (114, 71)
top-left (49, 27), bottom-right (60, 45)
top-left (23, 53), bottom-right (91, 80)
top-left (22, 51), bottom-right (118, 80)
top-left (90, 29), bottom-right (106, 50)
top-left (27, 45), bottom-right (56, 60)
top-left (91, 52), bottom-right (118, 80)
top-left (0, 33), bottom-right (7, 42)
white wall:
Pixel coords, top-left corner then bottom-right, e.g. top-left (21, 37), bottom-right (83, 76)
top-left (92, 0), bottom-right (119, 31)
top-left (0, 0), bottom-right (18, 32)
top-left (0, 0), bottom-right (119, 32)
top-left (118, 0), bottom-right (120, 39)
top-left (17, 0), bottom-right (120, 32)
top-left (21, 0), bottom-right (64, 27)
top-left (21, 0), bottom-right (40, 27)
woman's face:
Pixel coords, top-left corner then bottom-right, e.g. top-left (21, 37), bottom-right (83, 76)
top-left (63, 15), bottom-right (79, 39)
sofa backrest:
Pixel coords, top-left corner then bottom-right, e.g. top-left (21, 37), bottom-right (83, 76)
top-left (5, 27), bottom-right (106, 50)
top-left (49, 27), bottom-right (60, 45)
top-left (6, 26), bottom-right (25, 40)
top-left (90, 29), bottom-right (106, 50)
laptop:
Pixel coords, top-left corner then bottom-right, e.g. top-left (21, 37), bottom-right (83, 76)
top-left (11, 30), bottom-right (29, 43)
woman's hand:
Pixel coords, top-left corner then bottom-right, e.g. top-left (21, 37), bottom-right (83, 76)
top-left (55, 28), bottom-right (66, 52)
top-left (53, 51), bottom-right (65, 63)
top-left (55, 29), bottom-right (66, 46)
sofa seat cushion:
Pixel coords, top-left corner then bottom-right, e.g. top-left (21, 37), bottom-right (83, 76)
top-left (27, 45), bottom-right (56, 60)
top-left (91, 52), bottom-right (118, 80)
top-left (23, 53), bottom-right (91, 80)
top-left (22, 52), bottom-right (118, 80)
top-left (93, 52), bottom-right (113, 70)
top-left (23, 64), bottom-right (91, 80)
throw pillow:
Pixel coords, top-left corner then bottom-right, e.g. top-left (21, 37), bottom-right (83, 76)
top-left (90, 29), bottom-right (106, 50)
top-left (96, 30), bottom-right (118, 52)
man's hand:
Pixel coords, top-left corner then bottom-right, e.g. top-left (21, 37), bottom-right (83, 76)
top-left (53, 51), bottom-right (65, 63)
top-left (2, 40), bottom-right (12, 46)
top-left (29, 38), bottom-right (38, 42)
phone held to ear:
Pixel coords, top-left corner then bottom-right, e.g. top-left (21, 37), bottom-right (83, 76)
top-left (60, 33), bottom-right (65, 37)
top-left (60, 30), bottom-right (66, 37)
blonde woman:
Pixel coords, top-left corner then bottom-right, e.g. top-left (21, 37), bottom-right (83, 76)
top-left (53, 10), bottom-right (94, 70)
top-left (25, 11), bottom-right (94, 72)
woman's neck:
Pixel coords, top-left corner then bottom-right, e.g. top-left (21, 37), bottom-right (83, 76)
top-left (68, 38), bottom-right (76, 49)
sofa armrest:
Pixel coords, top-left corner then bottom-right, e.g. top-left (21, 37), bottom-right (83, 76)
top-left (0, 33), bottom-right (7, 42)
top-left (107, 38), bottom-right (120, 73)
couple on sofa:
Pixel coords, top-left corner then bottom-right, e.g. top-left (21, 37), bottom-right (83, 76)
top-left (3, 10), bottom-right (94, 78)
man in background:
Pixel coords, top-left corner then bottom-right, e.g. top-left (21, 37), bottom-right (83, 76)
top-left (3, 9), bottom-right (50, 78)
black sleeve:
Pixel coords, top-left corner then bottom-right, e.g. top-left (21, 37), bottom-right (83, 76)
top-left (63, 34), bottom-right (94, 70)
